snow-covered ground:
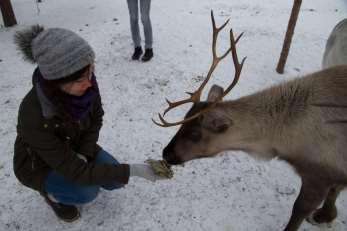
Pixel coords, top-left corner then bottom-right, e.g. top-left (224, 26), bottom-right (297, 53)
top-left (1, 0), bottom-right (347, 230)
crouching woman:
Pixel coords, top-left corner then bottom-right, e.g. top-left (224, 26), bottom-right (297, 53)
top-left (13, 25), bottom-right (164, 222)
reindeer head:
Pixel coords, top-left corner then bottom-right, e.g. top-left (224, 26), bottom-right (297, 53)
top-left (153, 11), bottom-right (246, 165)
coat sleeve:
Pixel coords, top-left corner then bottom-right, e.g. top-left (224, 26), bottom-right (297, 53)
top-left (17, 98), bottom-right (130, 186)
top-left (77, 94), bottom-right (104, 160)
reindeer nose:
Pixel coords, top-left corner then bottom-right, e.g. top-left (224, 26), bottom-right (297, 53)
top-left (163, 147), bottom-right (182, 165)
top-left (162, 146), bottom-right (171, 161)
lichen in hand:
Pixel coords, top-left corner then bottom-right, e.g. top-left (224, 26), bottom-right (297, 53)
top-left (145, 159), bottom-right (174, 178)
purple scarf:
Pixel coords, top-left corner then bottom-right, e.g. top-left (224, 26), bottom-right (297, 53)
top-left (60, 75), bottom-right (99, 122)
top-left (35, 68), bottom-right (100, 122)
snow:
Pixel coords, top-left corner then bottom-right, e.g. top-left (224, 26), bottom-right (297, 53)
top-left (1, 0), bottom-right (347, 230)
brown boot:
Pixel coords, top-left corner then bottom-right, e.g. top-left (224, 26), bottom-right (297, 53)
top-left (131, 47), bottom-right (143, 60)
top-left (42, 193), bottom-right (80, 222)
top-left (141, 48), bottom-right (153, 62)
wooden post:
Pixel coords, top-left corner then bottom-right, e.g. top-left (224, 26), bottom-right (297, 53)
top-left (276, 0), bottom-right (302, 74)
top-left (0, 0), bottom-right (17, 27)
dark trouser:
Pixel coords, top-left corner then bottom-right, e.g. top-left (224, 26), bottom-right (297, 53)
top-left (126, 0), bottom-right (152, 49)
top-left (43, 149), bottom-right (124, 205)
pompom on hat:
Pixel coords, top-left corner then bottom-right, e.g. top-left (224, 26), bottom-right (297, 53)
top-left (14, 25), bottom-right (95, 81)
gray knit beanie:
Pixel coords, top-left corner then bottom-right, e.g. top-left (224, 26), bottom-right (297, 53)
top-left (14, 25), bottom-right (95, 80)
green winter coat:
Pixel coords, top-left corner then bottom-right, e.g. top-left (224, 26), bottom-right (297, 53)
top-left (13, 76), bottom-right (130, 192)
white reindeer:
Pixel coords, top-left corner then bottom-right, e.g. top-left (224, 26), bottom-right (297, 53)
top-left (323, 18), bottom-right (347, 68)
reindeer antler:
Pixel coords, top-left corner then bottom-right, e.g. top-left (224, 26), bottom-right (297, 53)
top-left (222, 29), bottom-right (247, 97)
top-left (153, 10), bottom-right (246, 127)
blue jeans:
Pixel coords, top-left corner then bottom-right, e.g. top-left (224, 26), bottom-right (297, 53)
top-left (127, 0), bottom-right (152, 49)
top-left (43, 149), bottom-right (124, 205)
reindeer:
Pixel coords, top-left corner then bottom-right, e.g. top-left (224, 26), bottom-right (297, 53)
top-left (153, 13), bottom-right (347, 231)
top-left (323, 18), bottom-right (347, 69)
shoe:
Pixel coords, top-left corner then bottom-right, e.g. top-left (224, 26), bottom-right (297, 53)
top-left (141, 48), bottom-right (153, 62)
top-left (131, 47), bottom-right (143, 60)
top-left (42, 193), bottom-right (80, 222)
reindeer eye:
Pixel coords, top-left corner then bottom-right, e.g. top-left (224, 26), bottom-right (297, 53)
top-left (188, 130), bottom-right (202, 142)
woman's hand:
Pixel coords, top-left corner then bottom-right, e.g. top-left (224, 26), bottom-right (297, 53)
top-left (129, 164), bottom-right (167, 182)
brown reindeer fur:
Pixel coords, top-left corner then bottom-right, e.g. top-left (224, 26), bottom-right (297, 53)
top-left (162, 65), bottom-right (347, 231)
top-left (161, 18), bottom-right (347, 231)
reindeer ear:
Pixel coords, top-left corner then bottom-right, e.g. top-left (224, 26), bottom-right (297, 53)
top-left (207, 84), bottom-right (224, 102)
top-left (202, 110), bottom-right (232, 133)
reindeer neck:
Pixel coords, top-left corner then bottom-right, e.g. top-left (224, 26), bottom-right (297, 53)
top-left (217, 77), bottom-right (313, 158)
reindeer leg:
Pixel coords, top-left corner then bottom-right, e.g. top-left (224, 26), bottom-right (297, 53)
top-left (307, 185), bottom-right (344, 224)
top-left (283, 177), bottom-right (329, 231)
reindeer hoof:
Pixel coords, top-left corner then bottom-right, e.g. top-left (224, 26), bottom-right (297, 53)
top-left (306, 213), bottom-right (333, 228)
top-left (306, 206), bottom-right (337, 226)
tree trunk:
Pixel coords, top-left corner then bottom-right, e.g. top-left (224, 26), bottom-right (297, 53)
top-left (276, 0), bottom-right (302, 74)
top-left (0, 0), bottom-right (17, 27)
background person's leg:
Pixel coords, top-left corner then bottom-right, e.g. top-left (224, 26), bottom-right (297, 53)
top-left (94, 149), bottom-right (126, 190)
top-left (44, 171), bottom-right (100, 205)
top-left (127, 0), bottom-right (141, 48)
top-left (140, 0), bottom-right (152, 49)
